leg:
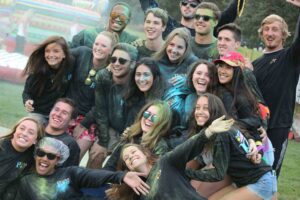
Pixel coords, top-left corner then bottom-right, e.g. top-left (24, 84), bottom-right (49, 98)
top-left (217, 186), bottom-right (262, 200)
top-left (76, 138), bottom-right (93, 161)
top-left (86, 141), bottom-right (107, 169)
top-left (194, 175), bottom-right (232, 198)
top-left (209, 185), bottom-right (236, 200)
top-left (267, 128), bottom-right (289, 177)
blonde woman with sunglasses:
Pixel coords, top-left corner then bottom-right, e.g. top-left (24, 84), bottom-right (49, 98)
top-left (66, 31), bottom-right (118, 169)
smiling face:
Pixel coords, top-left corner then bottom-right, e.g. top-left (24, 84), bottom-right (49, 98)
top-left (144, 12), bottom-right (165, 40)
top-left (166, 35), bottom-right (186, 63)
top-left (93, 34), bottom-right (113, 61)
top-left (122, 145), bottom-right (148, 171)
top-left (180, 0), bottom-right (199, 19)
top-left (261, 21), bottom-right (284, 52)
top-left (48, 102), bottom-right (73, 133)
top-left (44, 43), bottom-right (66, 69)
top-left (217, 30), bottom-right (240, 56)
top-left (194, 8), bottom-right (216, 36)
top-left (141, 105), bottom-right (159, 134)
top-left (35, 146), bottom-right (60, 176)
top-left (192, 64), bottom-right (210, 94)
top-left (194, 96), bottom-right (210, 127)
top-left (135, 64), bottom-right (154, 93)
top-left (110, 49), bottom-right (131, 79)
top-left (108, 5), bottom-right (130, 33)
top-left (217, 62), bottom-right (234, 85)
top-left (11, 120), bottom-right (38, 152)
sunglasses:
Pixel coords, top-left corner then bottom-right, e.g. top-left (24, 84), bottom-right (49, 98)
top-left (143, 110), bottom-right (158, 123)
top-left (35, 148), bottom-right (59, 160)
top-left (181, 1), bottom-right (198, 8)
top-left (85, 68), bottom-right (97, 86)
top-left (110, 56), bottom-right (130, 65)
top-left (194, 14), bottom-right (214, 22)
top-left (110, 12), bottom-right (128, 23)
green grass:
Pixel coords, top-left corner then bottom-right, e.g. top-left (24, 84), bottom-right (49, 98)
top-left (0, 81), bottom-right (299, 199)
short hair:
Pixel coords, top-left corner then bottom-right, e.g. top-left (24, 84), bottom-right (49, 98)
top-left (258, 14), bottom-right (291, 43)
top-left (112, 43), bottom-right (138, 63)
top-left (196, 2), bottom-right (221, 21)
top-left (54, 98), bottom-right (78, 119)
top-left (145, 7), bottom-right (168, 26)
top-left (111, 2), bottom-right (132, 20)
top-left (217, 23), bottom-right (242, 42)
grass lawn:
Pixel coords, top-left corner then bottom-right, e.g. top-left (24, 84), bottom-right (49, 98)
top-left (0, 81), bottom-right (299, 199)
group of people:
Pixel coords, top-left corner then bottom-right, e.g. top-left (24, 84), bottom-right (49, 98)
top-left (1, 0), bottom-right (300, 199)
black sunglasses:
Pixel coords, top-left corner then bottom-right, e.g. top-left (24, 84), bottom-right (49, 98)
top-left (181, 1), bottom-right (198, 8)
top-left (110, 56), bottom-right (130, 65)
top-left (194, 14), bottom-right (214, 22)
top-left (35, 148), bottom-right (58, 160)
top-left (143, 110), bottom-right (158, 123)
top-left (85, 68), bottom-right (97, 86)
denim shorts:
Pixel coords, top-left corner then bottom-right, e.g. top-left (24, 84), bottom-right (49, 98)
top-left (247, 171), bottom-right (277, 200)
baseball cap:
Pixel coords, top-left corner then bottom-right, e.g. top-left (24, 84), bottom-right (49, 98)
top-left (214, 51), bottom-right (245, 67)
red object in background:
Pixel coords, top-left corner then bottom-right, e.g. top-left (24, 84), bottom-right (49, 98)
top-left (0, 67), bottom-right (25, 84)
top-left (288, 131), bottom-right (294, 140)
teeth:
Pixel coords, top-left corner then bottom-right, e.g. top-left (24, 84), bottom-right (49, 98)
top-left (18, 137), bottom-right (27, 143)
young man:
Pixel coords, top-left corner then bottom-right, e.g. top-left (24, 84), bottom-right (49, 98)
top-left (77, 43), bottom-right (138, 168)
top-left (131, 7), bottom-right (168, 59)
top-left (191, 2), bottom-right (220, 60)
top-left (70, 2), bottom-right (137, 48)
top-left (139, 0), bottom-right (245, 38)
top-left (45, 98), bottom-right (80, 167)
top-left (253, 0), bottom-right (300, 177)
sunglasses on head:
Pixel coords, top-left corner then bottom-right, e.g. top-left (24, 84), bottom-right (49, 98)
top-left (194, 14), bottom-right (214, 22)
top-left (143, 110), bottom-right (158, 123)
top-left (110, 12), bottom-right (128, 23)
top-left (85, 68), bottom-right (97, 86)
top-left (35, 148), bottom-right (59, 160)
top-left (110, 56), bottom-right (130, 65)
top-left (180, 1), bottom-right (198, 8)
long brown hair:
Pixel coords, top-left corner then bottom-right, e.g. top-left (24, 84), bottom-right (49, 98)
top-left (22, 36), bottom-right (72, 97)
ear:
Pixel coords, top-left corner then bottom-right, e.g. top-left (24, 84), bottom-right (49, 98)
top-left (68, 119), bottom-right (76, 127)
top-left (162, 25), bottom-right (166, 32)
top-left (235, 41), bottom-right (241, 49)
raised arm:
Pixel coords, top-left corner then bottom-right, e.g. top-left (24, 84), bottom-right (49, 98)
top-left (166, 116), bottom-right (234, 170)
top-left (214, 0), bottom-right (245, 36)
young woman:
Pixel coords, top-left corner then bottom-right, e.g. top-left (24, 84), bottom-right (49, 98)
top-left (22, 36), bottom-right (73, 122)
top-left (16, 137), bottom-right (149, 200)
top-left (107, 107), bottom-right (234, 200)
top-left (104, 100), bottom-right (172, 171)
top-left (153, 27), bottom-right (198, 124)
top-left (67, 31), bottom-right (119, 165)
top-left (186, 93), bottom-right (276, 200)
top-left (184, 60), bottom-right (218, 125)
top-left (214, 52), bottom-right (262, 142)
top-left (0, 117), bottom-right (44, 199)
top-left (123, 57), bottom-right (164, 127)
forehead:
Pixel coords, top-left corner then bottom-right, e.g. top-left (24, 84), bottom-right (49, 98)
top-left (112, 5), bottom-right (130, 15)
top-left (263, 21), bottom-right (283, 29)
top-left (39, 145), bottom-right (59, 154)
top-left (112, 49), bottom-right (130, 59)
top-left (218, 29), bottom-right (235, 39)
top-left (53, 102), bottom-right (73, 113)
top-left (146, 105), bottom-right (159, 114)
top-left (45, 43), bottom-right (63, 50)
top-left (182, 0), bottom-right (199, 4)
top-left (197, 96), bottom-right (208, 104)
top-left (123, 146), bottom-right (140, 156)
top-left (19, 120), bottom-right (38, 130)
top-left (169, 35), bottom-right (186, 45)
top-left (196, 8), bottom-right (214, 16)
top-left (195, 63), bottom-right (209, 72)
top-left (95, 34), bottom-right (112, 44)
top-left (136, 64), bottom-right (152, 72)
top-left (145, 12), bottom-right (163, 23)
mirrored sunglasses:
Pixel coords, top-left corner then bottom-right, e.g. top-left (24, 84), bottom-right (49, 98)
top-left (110, 56), bottom-right (130, 65)
top-left (194, 14), bottom-right (214, 22)
top-left (110, 12), bottom-right (128, 23)
top-left (180, 1), bottom-right (198, 8)
top-left (143, 110), bottom-right (158, 123)
top-left (35, 148), bottom-right (58, 160)
top-left (85, 68), bottom-right (97, 86)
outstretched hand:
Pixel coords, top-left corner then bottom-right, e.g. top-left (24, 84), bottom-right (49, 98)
top-left (123, 172), bottom-right (150, 196)
top-left (205, 115), bottom-right (235, 138)
top-left (287, 0), bottom-right (300, 7)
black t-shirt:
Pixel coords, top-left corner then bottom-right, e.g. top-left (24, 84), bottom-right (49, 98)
top-left (16, 166), bottom-right (125, 200)
top-left (0, 139), bottom-right (34, 198)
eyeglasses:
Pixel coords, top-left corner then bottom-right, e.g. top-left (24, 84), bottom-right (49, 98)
top-left (110, 12), bottom-right (128, 23)
top-left (194, 14), bottom-right (214, 22)
top-left (35, 148), bottom-right (59, 160)
top-left (85, 68), bottom-right (97, 86)
top-left (110, 56), bottom-right (130, 65)
top-left (143, 110), bottom-right (158, 123)
top-left (180, 1), bottom-right (198, 8)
